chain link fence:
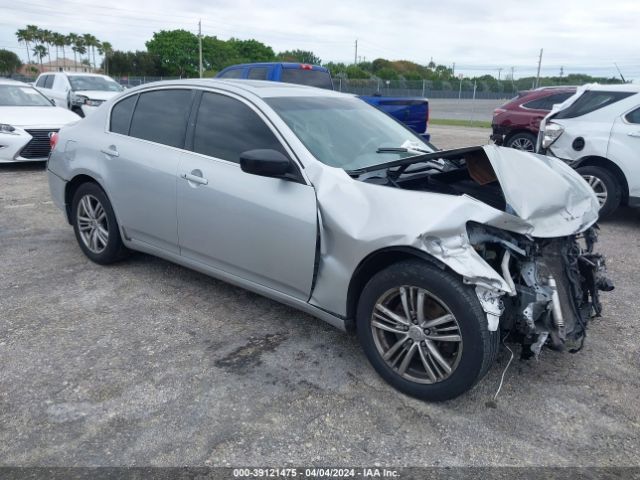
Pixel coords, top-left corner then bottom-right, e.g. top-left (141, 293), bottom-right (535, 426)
top-left (332, 78), bottom-right (515, 99)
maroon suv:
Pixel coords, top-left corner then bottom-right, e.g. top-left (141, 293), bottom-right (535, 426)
top-left (491, 87), bottom-right (576, 151)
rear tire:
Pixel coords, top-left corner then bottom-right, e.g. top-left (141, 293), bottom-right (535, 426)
top-left (577, 165), bottom-right (621, 218)
top-left (505, 132), bottom-right (536, 152)
top-left (356, 260), bottom-right (499, 401)
top-left (71, 182), bottom-right (128, 264)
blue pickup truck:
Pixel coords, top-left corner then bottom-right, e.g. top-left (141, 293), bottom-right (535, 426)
top-left (216, 62), bottom-right (430, 140)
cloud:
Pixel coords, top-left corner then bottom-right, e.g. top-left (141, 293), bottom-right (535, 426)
top-left (3, 0), bottom-right (639, 79)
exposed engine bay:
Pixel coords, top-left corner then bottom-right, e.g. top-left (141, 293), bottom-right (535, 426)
top-left (349, 145), bottom-right (614, 356)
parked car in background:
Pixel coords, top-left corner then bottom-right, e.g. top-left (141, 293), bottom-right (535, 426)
top-left (34, 72), bottom-right (123, 117)
top-left (47, 79), bottom-right (611, 401)
top-left (216, 62), bottom-right (430, 140)
top-left (0, 79), bottom-right (79, 163)
top-left (491, 87), bottom-right (576, 151)
top-left (538, 84), bottom-right (640, 217)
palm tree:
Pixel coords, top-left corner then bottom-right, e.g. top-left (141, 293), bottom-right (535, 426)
top-left (53, 33), bottom-right (67, 69)
top-left (33, 44), bottom-right (47, 70)
top-left (41, 29), bottom-right (54, 66)
top-left (72, 38), bottom-right (87, 72)
top-left (68, 33), bottom-right (79, 70)
top-left (16, 28), bottom-right (32, 65)
top-left (82, 34), bottom-right (96, 70)
top-left (100, 41), bottom-right (112, 75)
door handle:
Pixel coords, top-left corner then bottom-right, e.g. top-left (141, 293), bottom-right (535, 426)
top-left (100, 146), bottom-right (119, 157)
top-left (627, 131), bottom-right (640, 138)
top-left (180, 171), bottom-right (208, 185)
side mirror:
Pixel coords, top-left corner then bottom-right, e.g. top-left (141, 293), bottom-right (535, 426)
top-left (239, 149), bottom-right (294, 179)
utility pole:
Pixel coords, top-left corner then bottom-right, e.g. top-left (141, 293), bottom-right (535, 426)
top-left (198, 20), bottom-right (203, 78)
top-left (614, 63), bottom-right (626, 83)
top-left (510, 66), bottom-right (515, 93)
top-left (354, 39), bottom-right (358, 65)
top-left (497, 67), bottom-right (502, 81)
top-left (560, 66), bottom-right (564, 78)
top-left (535, 48), bottom-right (543, 88)
top-left (452, 62), bottom-right (455, 76)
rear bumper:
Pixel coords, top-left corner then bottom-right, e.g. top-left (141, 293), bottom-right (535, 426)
top-left (47, 168), bottom-right (68, 216)
top-left (490, 125), bottom-right (508, 145)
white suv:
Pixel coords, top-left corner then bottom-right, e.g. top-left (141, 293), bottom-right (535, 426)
top-left (539, 84), bottom-right (640, 217)
top-left (34, 72), bottom-right (123, 118)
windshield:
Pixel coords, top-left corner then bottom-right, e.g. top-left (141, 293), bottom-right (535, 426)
top-left (266, 96), bottom-right (434, 171)
top-left (0, 85), bottom-right (53, 107)
top-left (68, 76), bottom-right (123, 92)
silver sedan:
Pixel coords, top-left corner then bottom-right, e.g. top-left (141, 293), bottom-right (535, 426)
top-left (47, 80), bottom-right (612, 400)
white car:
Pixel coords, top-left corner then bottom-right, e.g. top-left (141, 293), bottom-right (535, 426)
top-left (539, 84), bottom-right (640, 216)
top-left (0, 79), bottom-right (80, 163)
top-left (34, 72), bottom-right (123, 118)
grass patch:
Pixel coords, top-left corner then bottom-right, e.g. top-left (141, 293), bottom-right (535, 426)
top-left (430, 118), bottom-right (492, 129)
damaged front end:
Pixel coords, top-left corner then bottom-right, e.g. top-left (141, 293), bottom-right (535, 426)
top-left (468, 222), bottom-right (613, 356)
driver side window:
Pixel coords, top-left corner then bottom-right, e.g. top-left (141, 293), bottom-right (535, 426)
top-left (192, 92), bottom-right (288, 163)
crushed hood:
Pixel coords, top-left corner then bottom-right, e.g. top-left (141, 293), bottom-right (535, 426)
top-left (481, 145), bottom-right (599, 237)
top-left (74, 90), bottom-right (120, 101)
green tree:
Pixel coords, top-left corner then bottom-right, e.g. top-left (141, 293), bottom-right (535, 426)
top-left (32, 44), bottom-right (47, 69)
top-left (277, 49), bottom-right (321, 64)
top-left (16, 27), bottom-right (34, 65)
top-left (227, 38), bottom-right (275, 64)
top-left (146, 29), bottom-right (199, 76)
top-left (100, 41), bottom-right (113, 74)
top-left (0, 49), bottom-right (21, 75)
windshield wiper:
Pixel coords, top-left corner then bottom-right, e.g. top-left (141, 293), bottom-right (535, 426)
top-left (347, 145), bottom-right (483, 177)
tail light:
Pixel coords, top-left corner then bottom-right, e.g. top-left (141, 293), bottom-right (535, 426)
top-left (300, 64), bottom-right (313, 70)
top-left (541, 122), bottom-right (564, 149)
top-left (493, 108), bottom-right (507, 116)
top-left (49, 132), bottom-right (59, 151)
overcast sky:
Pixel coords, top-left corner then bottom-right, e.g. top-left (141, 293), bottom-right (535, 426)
top-left (1, 0), bottom-right (639, 80)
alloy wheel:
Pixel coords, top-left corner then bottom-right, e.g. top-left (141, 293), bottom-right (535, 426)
top-left (582, 174), bottom-right (608, 208)
top-left (371, 286), bottom-right (463, 384)
top-left (76, 194), bottom-right (109, 254)
top-left (510, 137), bottom-right (535, 151)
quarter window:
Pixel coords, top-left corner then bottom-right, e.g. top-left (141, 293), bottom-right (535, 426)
top-left (110, 95), bottom-right (138, 135)
top-left (192, 92), bottom-right (287, 163)
top-left (42, 75), bottom-right (54, 89)
top-left (36, 76), bottom-right (47, 88)
top-left (625, 107), bottom-right (640, 124)
top-left (129, 89), bottom-right (193, 148)
top-left (523, 92), bottom-right (573, 110)
top-left (248, 67), bottom-right (268, 80)
top-left (218, 69), bottom-right (244, 79)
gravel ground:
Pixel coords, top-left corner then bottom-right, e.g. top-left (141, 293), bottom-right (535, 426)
top-left (1, 129), bottom-right (639, 467)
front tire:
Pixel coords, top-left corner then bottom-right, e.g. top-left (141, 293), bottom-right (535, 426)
top-left (356, 260), bottom-right (499, 401)
top-left (576, 166), bottom-right (621, 218)
top-left (71, 182), bottom-right (128, 264)
top-left (505, 132), bottom-right (536, 152)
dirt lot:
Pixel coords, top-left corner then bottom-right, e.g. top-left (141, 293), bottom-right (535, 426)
top-left (1, 127), bottom-right (639, 467)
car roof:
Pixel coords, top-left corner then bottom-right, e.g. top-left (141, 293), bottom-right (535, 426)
top-left (583, 83), bottom-right (640, 93)
top-left (128, 78), bottom-right (347, 99)
top-left (0, 78), bottom-right (33, 86)
top-left (221, 62), bottom-right (329, 70)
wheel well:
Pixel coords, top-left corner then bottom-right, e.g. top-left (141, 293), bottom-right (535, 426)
top-left (504, 128), bottom-right (536, 144)
top-left (346, 247), bottom-right (446, 326)
top-left (576, 156), bottom-right (629, 203)
top-left (64, 174), bottom-right (99, 223)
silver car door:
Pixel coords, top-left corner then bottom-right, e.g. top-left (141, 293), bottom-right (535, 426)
top-left (607, 105), bottom-right (640, 199)
top-left (105, 88), bottom-right (196, 254)
top-left (177, 91), bottom-right (318, 300)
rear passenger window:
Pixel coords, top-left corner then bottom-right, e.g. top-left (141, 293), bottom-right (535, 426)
top-left (129, 89), bottom-right (193, 148)
top-left (219, 69), bottom-right (243, 79)
top-left (625, 108), bottom-right (640, 124)
top-left (110, 95), bottom-right (138, 135)
top-left (555, 91), bottom-right (634, 119)
top-left (523, 93), bottom-right (573, 110)
top-left (192, 92), bottom-right (287, 163)
top-left (248, 68), bottom-right (268, 80)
